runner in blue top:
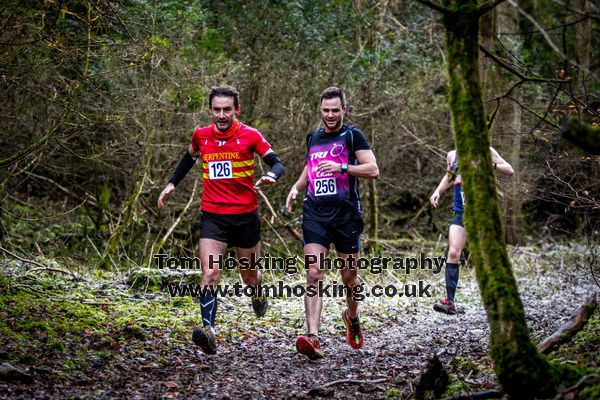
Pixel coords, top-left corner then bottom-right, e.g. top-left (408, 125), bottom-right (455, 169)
top-left (430, 148), bottom-right (514, 314)
top-left (286, 87), bottom-right (379, 359)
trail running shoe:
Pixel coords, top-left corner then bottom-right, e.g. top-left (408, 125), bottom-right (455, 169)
top-left (296, 334), bottom-right (324, 360)
top-left (342, 308), bottom-right (364, 350)
top-left (192, 326), bottom-right (218, 355)
top-left (433, 298), bottom-right (456, 315)
top-left (251, 295), bottom-right (268, 318)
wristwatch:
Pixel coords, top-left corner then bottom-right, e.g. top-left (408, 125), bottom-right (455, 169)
top-left (340, 163), bottom-right (348, 174)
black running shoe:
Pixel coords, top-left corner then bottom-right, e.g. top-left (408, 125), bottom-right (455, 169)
top-left (192, 326), bottom-right (218, 355)
top-left (251, 295), bottom-right (268, 318)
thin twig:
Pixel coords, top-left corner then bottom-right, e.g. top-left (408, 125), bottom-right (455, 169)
top-left (322, 378), bottom-right (387, 387)
top-left (0, 200), bottom-right (87, 221)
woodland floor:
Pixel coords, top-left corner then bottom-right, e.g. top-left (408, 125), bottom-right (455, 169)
top-left (1, 243), bottom-right (599, 399)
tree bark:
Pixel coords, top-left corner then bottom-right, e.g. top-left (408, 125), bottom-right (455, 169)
top-left (491, 1), bottom-right (524, 245)
top-left (573, 0), bottom-right (591, 91)
top-left (440, 0), bottom-right (556, 396)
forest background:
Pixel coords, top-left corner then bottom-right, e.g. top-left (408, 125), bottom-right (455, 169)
top-left (0, 0), bottom-right (598, 399)
top-left (1, 0), bottom-right (598, 262)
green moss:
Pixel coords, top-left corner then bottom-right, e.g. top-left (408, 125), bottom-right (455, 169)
top-left (383, 388), bottom-right (401, 399)
top-left (172, 296), bottom-right (194, 308)
top-left (580, 384), bottom-right (600, 399)
top-left (121, 324), bottom-right (146, 340)
top-left (19, 353), bottom-right (37, 364)
top-left (49, 338), bottom-right (65, 352)
top-left (127, 268), bottom-right (164, 291)
top-left (551, 308), bottom-right (600, 366)
top-left (441, 380), bottom-right (472, 398)
top-left (452, 356), bottom-right (480, 373)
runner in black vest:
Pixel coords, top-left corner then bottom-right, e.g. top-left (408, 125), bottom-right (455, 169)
top-left (286, 87), bottom-right (379, 359)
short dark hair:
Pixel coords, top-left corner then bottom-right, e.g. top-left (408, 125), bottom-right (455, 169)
top-left (320, 86), bottom-right (346, 108)
top-left (209, 85), bottom-right (239, 109)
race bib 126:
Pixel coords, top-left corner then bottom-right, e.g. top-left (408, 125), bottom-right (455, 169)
top-left (208, 161), bottom-right (233, 180)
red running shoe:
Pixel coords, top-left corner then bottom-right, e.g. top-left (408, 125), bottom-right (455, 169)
top-left (342, 308), bottom-right (364, 350)
top-left (433, 298), bottom-right (457, 315)
top-left (296, 334), bottom-right (324, 360)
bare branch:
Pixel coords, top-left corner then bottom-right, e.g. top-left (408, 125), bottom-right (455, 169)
top-left (507, 0), bottom-right (594, 77)
top-left (414, 0), bottom-right (451, 15)
top-left (478, 0), bottom-right (508, 17)
top-left (506, 96), bottom-right (560, 129)
top-left (479, 45), bottom-right (568, 84)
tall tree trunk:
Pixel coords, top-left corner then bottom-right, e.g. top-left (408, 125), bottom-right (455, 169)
top-left (573, 0), bottom-right (591, 94)
top-left (492, 2), bottom-right (524, 245)
top-left (440, 1), bottom-right (555, 396)
top-left (367, 112), bottom-right (380, 253)
top-left (355, 0), bottom-right (383, 254)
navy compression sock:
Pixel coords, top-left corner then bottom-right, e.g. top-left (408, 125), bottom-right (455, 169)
top-left (199, 291), bottom-right (217, 327)
top-left (445, 262), bottom-right (460, 301)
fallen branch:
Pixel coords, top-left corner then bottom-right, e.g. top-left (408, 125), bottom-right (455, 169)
top-left (441, 390), bottom-right (503, 400)
top-left (553, 374), bottom-right (599, 400)
top-left (538, 292), bottom-right (598, 354)
top-left (0, 245), bottom-right (84, 281)
top-left (322, 378), bottom-right (387, 387)
top-left (0, 363), bottom-right (33, 383)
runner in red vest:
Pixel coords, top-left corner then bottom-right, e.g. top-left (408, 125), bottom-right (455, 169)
top-left (158, 85), bottom-right (285, 354)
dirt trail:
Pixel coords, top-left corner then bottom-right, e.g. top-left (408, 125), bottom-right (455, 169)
top-left (1, 246), bottom-right (597, 399)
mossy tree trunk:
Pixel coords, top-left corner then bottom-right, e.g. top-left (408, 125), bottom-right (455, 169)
top-left (439, 0), bottom-right (555, 396)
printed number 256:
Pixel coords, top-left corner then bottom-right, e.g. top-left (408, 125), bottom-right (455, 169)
top-left (315, 178), bottom-right (336, 196)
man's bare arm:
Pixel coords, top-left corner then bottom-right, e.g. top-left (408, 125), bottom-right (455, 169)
top-left (314, 150), bottom-right (379, 179)
top-left (490, 147), bottom-right (514, 176)
top-left (430, 150), bottom-right (454, 208)
top-left (158, 144), bottom-right (199, 208)
top-left (286, 166), bottom-right (308, 212)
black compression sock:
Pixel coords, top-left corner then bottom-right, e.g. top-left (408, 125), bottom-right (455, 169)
top-left (198, 291), bottom-right (217, 327)
top-left (445, 262), bottom-right (460, 301)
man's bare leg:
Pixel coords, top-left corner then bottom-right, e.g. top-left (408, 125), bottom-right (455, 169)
top-left (447, 224), bottom-right (467, 265)
top-left (446, 224), bottom-right (466, 300)
top-left (236, 243), bottom-right (262, 286)
top-left (338, 252), bottom-right (359, 319)
top-left (434, 224), bottom-right (467, 315)
top-left (304, 243), bottom-right (328, 335)
top-left (338, 252), bottom-right (363, 349)
top-left (236, 243), bottom-right (268, 317)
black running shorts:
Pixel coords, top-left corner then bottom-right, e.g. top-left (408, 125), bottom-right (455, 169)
top-left (200, 210), bottom-right (260, 248)
top-left (302, 219), bottom-right (364, 254)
